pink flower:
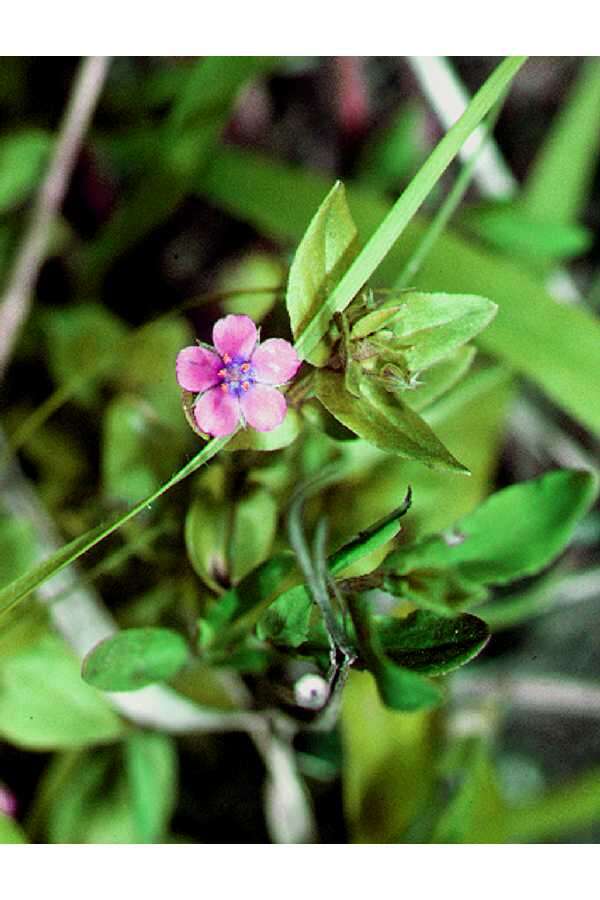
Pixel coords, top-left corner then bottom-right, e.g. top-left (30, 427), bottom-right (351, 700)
top-left (0, 783), bottom-right (17, 819)
top-left (176, 314), bottom-right (301, 437)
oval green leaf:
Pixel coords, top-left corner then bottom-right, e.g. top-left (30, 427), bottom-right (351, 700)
top-left (386, 469), bottom-right (598, 589)
top-left (376, 610), bottom-right (490, 675)
top-left (82, 628), bottom-right (190, 692)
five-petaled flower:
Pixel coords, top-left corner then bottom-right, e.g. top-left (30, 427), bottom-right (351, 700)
top-left (176, 314), bottom-right (301, 437)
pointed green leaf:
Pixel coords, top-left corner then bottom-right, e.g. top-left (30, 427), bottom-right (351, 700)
top-left (376, 610), bottom-right (490, 675)
top-left (378, 291), bottom-right (497, 372)
top-left (315, 368), bottom-right (468, 473)
top-left (386, 469), bottom-right (598, 589)
top-left (329, 503), bottom-right (408, 574)
top-left (82, 628), bottom-right (190, 692)
top-left (0, 635), bottom-right (124, 749)
top-left (384, 567), bottom-right (488, 616)
top-left (287, 180), bottom-right (359, 365)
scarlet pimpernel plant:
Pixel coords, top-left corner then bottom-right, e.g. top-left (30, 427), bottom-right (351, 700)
top-left (2, 55), bottom-right (600, 846)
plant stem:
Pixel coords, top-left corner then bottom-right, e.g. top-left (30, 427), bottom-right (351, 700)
top-left (0, 57), bottom-right (111, 379)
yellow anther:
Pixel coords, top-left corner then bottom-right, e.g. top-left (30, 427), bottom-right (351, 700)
top-left (220, 383), bottom-right (228, 393)
top-left (241, 381), bottom-right (250, 391)
top-left (240, 362), bottom-right (250, 373)
top-left (218, 368), bottom-right (227, 378)
top-left (222, 353), bottom-right (231, 364)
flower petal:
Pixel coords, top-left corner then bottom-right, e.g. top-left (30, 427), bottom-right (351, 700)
top-left (251, 338), bottom-right (301, 386)
top-left (195, 386), bottom-right (241, 436)
top-left (176, 346), bottom-right (222, 392)
top-left (212, 314), bottom-right (257, 360)
top-left (240, 384), bottom-right (287, 432)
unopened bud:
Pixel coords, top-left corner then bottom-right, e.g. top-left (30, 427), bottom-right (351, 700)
top-left (294, 673), bottom-right (329, 710)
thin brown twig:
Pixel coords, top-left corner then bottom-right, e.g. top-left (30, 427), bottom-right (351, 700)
top-left (0, 56), bottom-right (111, 379)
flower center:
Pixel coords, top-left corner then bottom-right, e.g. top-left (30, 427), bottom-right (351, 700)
top-left (218, 355), bottom-right (255, 397)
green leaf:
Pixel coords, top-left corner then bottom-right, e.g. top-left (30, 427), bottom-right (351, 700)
top-left (118, 319), bottom-right (192, 431)
top-left (315, 368), bottom-right (468, 473)
top-left (0, 435), bottom-right (230, 618)
top-left (386, 469), bottom-right (598, 591)
top-left (0, 635), bottom-right (124, 749)
top-left (477, 569), bottom-right (560, 632)
top-left (102, 395), bottom-right (163, 504)
top-left (461, 201), bottom-right (592, 262)
top-left (371, 290), bottom-right (497, 373)
top-left (185, 493), bottom-right (230, 592)
top-left (291, 57), bottom-right (526, 362)
top-left (229, 487), bottom-right (278, 583)
top-left (218, 251), bottom-right (284, 322)
top-left (186, 483), bottom-right (278, 588)
top-left (375, 610), bottom-right (490, 675)
top-left (286, 181), bottom-right (359, 365)
top-left (357, 101), bottom-right (425, 191)
top-left (199, 146), bottom-right (600, 435)
top-left (125, 731), bottom-right (178, 843)
top-left (373, 660), bottom-right (443, 712)
top-left (341, 672), bottom-right (435, 842)
top-left (82, 628), bottom-right (190, 692)
top-left (347, 593), bottom-right (442, 713)
top-left (43, 303), bottom-right (128, 404)
top-left (45, 750), bottom-right (137, 843)
top-left (430, 737), bottom-right (506, 843)
top-left (203, 552), bottom-right (296, 640)
top-left (385, 567), bottom-right (487, 616)
top-left (522, 58), bottom-right (600, 226)
top-left (329, 502), bottom-right (408, 575)
top-left (404, 346), bottom-right (476, 412)
top-left (226, 408), bottom-right (301, 451)
top-left (0, 813), bottom-right (26, 843)
top-left (0, 129), bottom-right (51, 214)
top-left (0, 514), bottom-right (39, 588)
top-left (256, 583), bottom-right (313, 648)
